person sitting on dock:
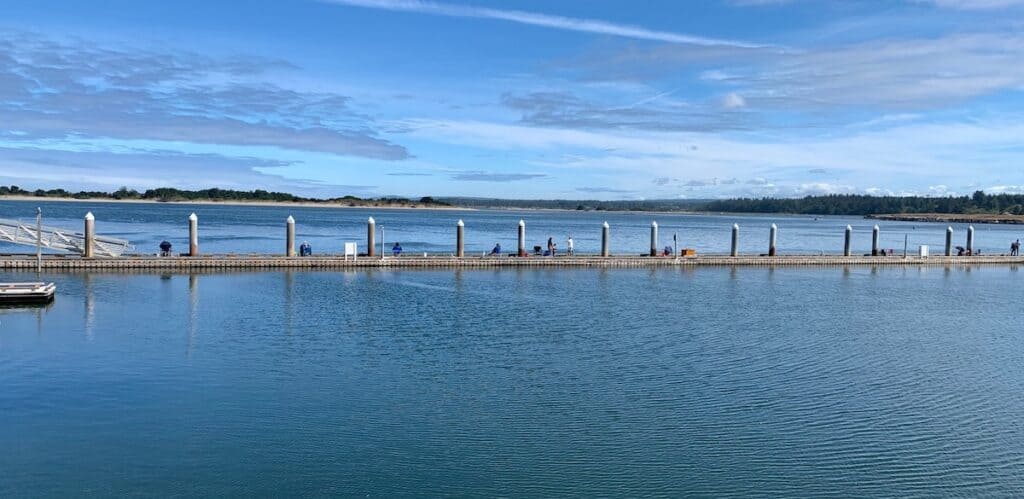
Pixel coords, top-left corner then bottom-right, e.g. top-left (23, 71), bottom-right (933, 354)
top-left (491, 243), bottom-right (501, 255)
top-left (159, 240), bottom-right (172, 257)
top-left (299, 241), bottom-right (311, 256)
top-left (663, 245), bottom-right (673, 257)
top-left (392, 242), bottom-right (403, 256)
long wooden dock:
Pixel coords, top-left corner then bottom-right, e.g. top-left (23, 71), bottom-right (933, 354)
top-left (3, 254), bottom-right (1023, 271)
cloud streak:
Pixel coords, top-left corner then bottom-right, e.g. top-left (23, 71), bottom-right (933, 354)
top-left (0, 31), bottom-right (409, 160)
top-left (324, 0), bottom-right (769, 48)
top-left (450, 171), bottom-right (547, 182)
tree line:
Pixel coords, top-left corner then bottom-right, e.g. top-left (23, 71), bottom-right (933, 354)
top-left (700, 192), bottom-right (1024, 216)
top-left (0, 185), bottom-right (448, 206)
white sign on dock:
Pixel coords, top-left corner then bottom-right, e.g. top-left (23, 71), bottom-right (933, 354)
top-left (344, 242), bottom-right (358, 261)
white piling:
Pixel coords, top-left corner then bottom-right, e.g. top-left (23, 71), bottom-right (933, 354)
top-left (731, 224), bottom-right (739, 257)
top-left (872, 225), bottom-right (880, 256)
top-left (188, 213), bottom-right (199, 256)
top-left (769, 223), bottom-right (778, 256)
top-left (83, 212), bottom-right (95, 258)
top-left (601, 221), bottom-right (610, 257)
top-left (456, 219), bottom-right (465, 258)
top-left (286, 216), bottom-right (295, 256)
top-left (967, 225), bottom-right (975, 254)
top-left (650, 221), bottom-right (659, 257)
top-left (844, 225), bottom-right (853, 257)
top-left (945, 226), bottom-right (953, 256)
top-left (518, 219), bottom-right (526, 257)
top-left (36, 207), bottom-right (42, 272)
top-left (367, 217), bottom-right (376, 257)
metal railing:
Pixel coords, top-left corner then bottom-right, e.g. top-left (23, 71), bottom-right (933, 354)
top-left (0, 218), bottom-right (133, 257)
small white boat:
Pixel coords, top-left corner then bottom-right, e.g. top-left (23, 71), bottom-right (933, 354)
top-left (0, 282), bottom-right (56, 305)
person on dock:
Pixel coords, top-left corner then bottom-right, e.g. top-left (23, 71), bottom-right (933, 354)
top-left (1011, 240), bottom-right (1020, 256)
top-left (159, 240), bottom-right (172, 257)
top-left (299, 241), bottom-right (311, 256)
top-left (566, 235), bottom-right (574, 256)
top-left (547, 237), bottom-right (554, 256)
top-left (491, 243), bottom-right (501, 255)
top-left (392, 242), bottom-right (403, 256)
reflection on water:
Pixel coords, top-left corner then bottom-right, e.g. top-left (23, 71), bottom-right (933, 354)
top-left (2, 267), bottom-right (1024, 496)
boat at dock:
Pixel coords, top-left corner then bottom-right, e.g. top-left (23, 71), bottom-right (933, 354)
top-left (0, 282), bottom-right (56, 305)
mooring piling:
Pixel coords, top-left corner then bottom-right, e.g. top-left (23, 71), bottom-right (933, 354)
top-left (650, 221), bottom-right (659, 257)
top-left (188, 213), bottom-right (199, 256)
top-left (518, 219), bottom-right (526, 257)
top-left (84, 212), bottom-right (95, 258)
top-left (367, 217), bottom-right (376, 257)
top-left (844, 225), bottom-right (853, 257)
top-left (731, 224), bottom-right (739, 257)
top-left (946, 226), bottom-right (954, 256)
top-left (456, 219), bottom-right (465, 257)
top-left (967, 225), bottom-right (975, 254)
top-left (769, 223), bottom-right (778, 256)
top-left (286, 216), bottom-right (295, 257)
top-left (601, 221), bottom-right (610, 257)
top-left (36, 208), bottom-right (42, 273)
top-left (872, 225), bottom-right (880, 256)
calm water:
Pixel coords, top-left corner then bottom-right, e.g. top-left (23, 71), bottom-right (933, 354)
top-left (3, 265), bottom-right (1024, 496)
top-left (3, 199), bottom-right (1024, 256)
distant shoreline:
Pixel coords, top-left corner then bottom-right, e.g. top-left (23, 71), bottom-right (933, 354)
top-left (0, 195), bottom-right (473, 211)
top-left (867, 213), bottom-right (1024, 225)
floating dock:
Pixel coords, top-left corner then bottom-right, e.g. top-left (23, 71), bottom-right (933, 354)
top-left (1, 254), bottom-right (1022, 271)
top-left (0, 282), bottom-right (56, 304)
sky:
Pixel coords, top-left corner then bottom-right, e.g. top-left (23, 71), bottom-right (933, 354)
top-left (2, 0), bottom-right (1024, 200)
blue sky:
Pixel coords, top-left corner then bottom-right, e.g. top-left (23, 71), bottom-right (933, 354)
top-left (2, 0), bottom-right (1024, 199)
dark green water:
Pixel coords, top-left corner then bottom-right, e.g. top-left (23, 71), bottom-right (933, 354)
top-left (2, 266), bottom-right (1023, 496)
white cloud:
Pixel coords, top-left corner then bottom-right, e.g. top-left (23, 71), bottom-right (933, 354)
top-left (324, 0), bottom-right (770, 48)
top-left (721, 92), bottom-right (747, 109)
top-left (983, 185), bottom-right (1024, 194)
top-left (796, 182), bottom-right (856, 195)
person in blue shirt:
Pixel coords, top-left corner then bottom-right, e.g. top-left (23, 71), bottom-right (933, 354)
top-left (299, 241), bottom-right (311, 256)
top-left (392, 242), bottom-right (403, 256)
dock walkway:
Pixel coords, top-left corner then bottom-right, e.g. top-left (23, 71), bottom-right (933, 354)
top-left (3, 254), bottom-right (1023, 271)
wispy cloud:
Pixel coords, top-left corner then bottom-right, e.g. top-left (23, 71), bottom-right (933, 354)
top-left (0, 31), bottom-right (408, 160)
top-left (450, 171), bottom-right (547, 182)
top-left (502, 91), bottom-right (753, 132)
top-left (572, 31), bottom-right (1024, 111)
top-left (323, 0), bottom-right (770, 48)
top-left (0, 147), bottom-right (377, 196)
top-left (576, 186), bottom-right (633, 193)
